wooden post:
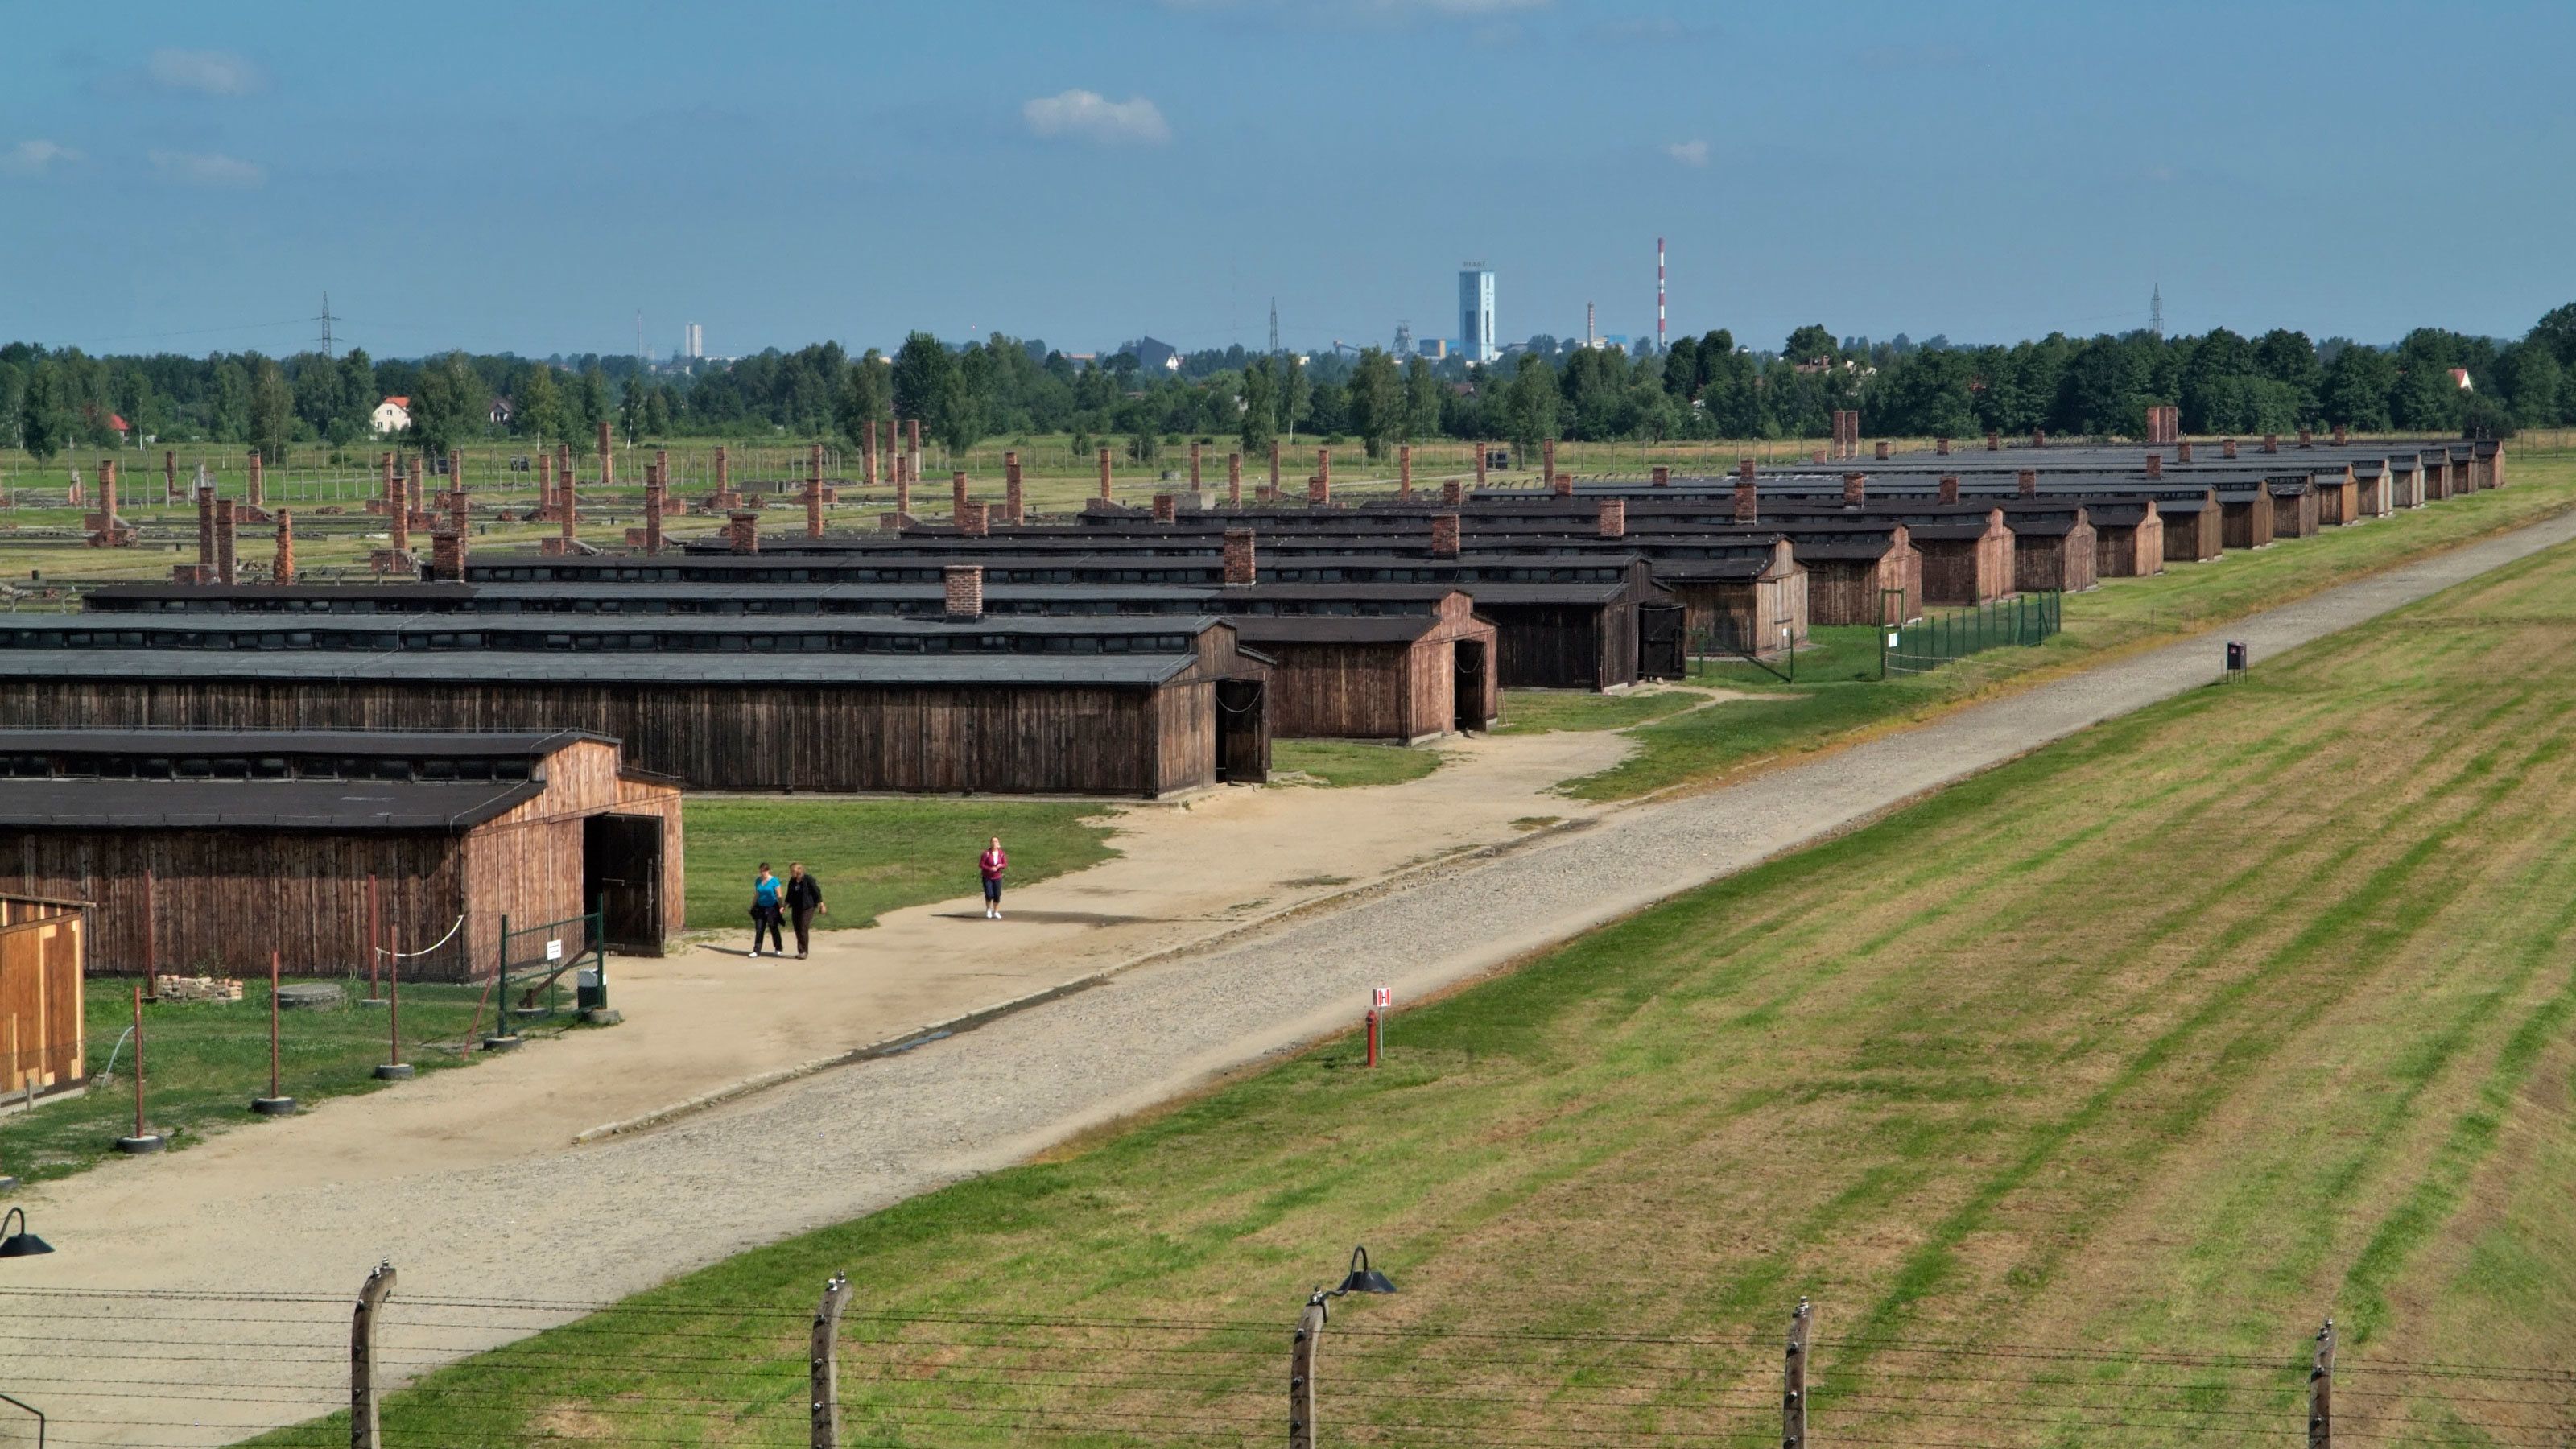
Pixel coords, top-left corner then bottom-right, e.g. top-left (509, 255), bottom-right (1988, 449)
top-left (130, 984), bottom-right (146, 1139)
top-left (809, 1273), bottom-right (852, 1449)
top-left (2308, 1319), bottom-right (2334, 1449)
top-left (268, 951), bottom-right (281, 1098)
top-left (366, 873), bottom-right (382, 1003)
top-left (1288, 1298), bottom-right (1325, 1449)
top-left (142, 868), bottom-right (155, 976)
top-left (1782, 1297), bottom-right (1811, 1449)
top-left (351, 1261), bottom-right (397, 1449)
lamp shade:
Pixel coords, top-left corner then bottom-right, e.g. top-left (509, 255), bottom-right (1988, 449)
top-left (0, 1208), bottom-right (52, 1258)
top-left (1334, 1245), bottom-right (1393, 1295)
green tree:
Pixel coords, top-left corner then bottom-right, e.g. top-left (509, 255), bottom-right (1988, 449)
top-left (935, 342), bottom-right (992, 455)
top-left (576, 365), bottom-right (610, 438)
top-left (1501, 353), bottom-right (1557, 463)
top-left (890, 332), bottom-right (953, 427)
top-left (1784, 324), bottom-right (1836, 365)
top-left (1238, 358), bottom-right (1278, 455)
top-left (1403, 356), bottom-right (1442, 442)
top-left (1280, 354), bottom-right (1310, 442)
top-left (2320, 345), bottom-right (2397, 430)
top-left (2495, 342), bottom-right (2564, 427)
top-left (2177, 328), bottom-right (2256, 433)
top-left (837, 350), bottom-right (890, 451)
top-left (2252, 329), bottom-right (2322, 423)
top-left (407, 352), bottom-right (484, 452)
top-left (247, 357), bottom-right (295, 462)
top-left (2528, 302), bottom-right (2576, 369)
top-left (516, 362), bottom-right (566, 444)
top-left (641, 384), bottom-right (672, 439)
top-left (1345, 348), bottom-right (1402, 458)
top-left (19, 362), bottom-right (68, 461)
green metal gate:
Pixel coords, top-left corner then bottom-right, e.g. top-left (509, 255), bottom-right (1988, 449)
top-left (495, 904), bottom-right (606, 1026)
top-left (1880, 590), bottom-right (2062, 677)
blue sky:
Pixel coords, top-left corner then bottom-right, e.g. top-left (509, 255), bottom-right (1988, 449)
top-left (4, 0), bottom-right (2570, 360)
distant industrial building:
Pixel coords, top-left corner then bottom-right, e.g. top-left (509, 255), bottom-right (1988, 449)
top-left (1459, 266), bottom-right (1496, 364)
top-left (683, 323), bottom-right (704, 361)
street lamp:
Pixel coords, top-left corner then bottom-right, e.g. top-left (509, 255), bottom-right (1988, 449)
top-left (0, 1208), bottom-right (53, 1257)
top-left (1290, 1247), bottom-right (1394, 1449)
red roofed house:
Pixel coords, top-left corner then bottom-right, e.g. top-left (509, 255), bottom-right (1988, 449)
top-left (371, 396), bottom-right (413, 435)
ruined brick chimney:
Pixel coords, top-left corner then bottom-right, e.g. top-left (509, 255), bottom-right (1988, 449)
top-left (1936, 436), bottom-right (1951, 456)
top-left (1473, 440), bottom-right (1487, 490)
top-left (213, 498), bottom-right (238, 585)
top-left (957, 500), bottom-right (989, 537)
top-left (715, 444), bottom-right (733, 506)
top-left (2178, 440), bottom-right (2195, 464)
top-left (2333, 423), bottom-right (2348, 446)
top-left (1223, 529), bottom-right (1257, 585)
top-left (1226, 451), bottom-right (1243, 507)
top-left (1597, 498), bottom-right (1626, 539)
top-left (1098, 446), bottom-right (1113, 501)
top-left (862, 421), bottom-right (879, 491)
top-left (943, 564), bottom-right (983, 621)
top-left (2144, 452), bottom-right (2163, 480)
top-left (1842, 472), bottom-right (1866, 506)
top-left (727, 510), bottom-right (759, 554)
top-left (272, 510), bottom-right (295, 584)
top-left (2297, 427), bottom-right (2314, 447)
top-left (1442, 477), bottom-right (1463, 506)
top-left (163, 448), bottom-right (178, 503)
top-left (597, 420), bottom-right (614, 487)
top-left (2223, 438), bottom-right (2238, 459)
top-left (644, 464), bottom-right (666, 554)
top-left (246, 451), bottom-right (264, 508)
top-left (1397, 443), bottom-right (1413, 499)
top-left (1153, 493), bottom-right (1177, 523)
top-left (1269, 439), bottom-right (1283, 494)
top-left (1005, 452), bottom-right (1026, 523)
top-left (1190, 440), bottom-right (1203, 491)
top-left (1430, 513), bottom-right (1461, 558)
top-left (2018, 469), bottom-right (2039, 499)
top-left (1650, 464), bottom-right (1670, 488)
top-left (1939, 475), bottom-right (1960, 505)
top-left (1985, 430), bottom-right (2000, 451)
top-left (430, 526), bottom-right (462, 582)
top-left (1874, 439), bottom-right (1892, 461)
top-left (389, 465), bottom-right (411, 553)
top-left (906, 418), bottom-right (923, 482)
top-left (1316, 446), bottom-right (1332, 496)
top-left (952, 469), bottom-right (971, 521)
top-left (1307, 473), bottom-right (1331, 506)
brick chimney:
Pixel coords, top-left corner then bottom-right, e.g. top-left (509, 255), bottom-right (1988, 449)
top-left (1005, 452), bottom-right (1026, 523)
top-left (906, 418), bottom-right (923, 482)
top-left (1442, 477), bottom-right (1463, 505)
top-left (1473, 440), bottom-right (1487, 490)
top-left (95, 460), bottom-right (117, 527)
top-left (2263, 433), bottom-right (2280, 453)
top-left (1938, 475), bottom-right (1960, 505)
top-left (1545, 437), bottom-right (1566, 496)
top-left (1597, 498), bottom-right (1626, 539)
top-left (1397, 443), bottom-right (1413, 499)
top-left (728, 510), bottom-right (759, 554)
top-left (452, 447), bottom-right (469, 505)
top-left (379, 451), bottom-right (396, 515)
top-left (2333, 423), bottom-right (2348, 446)
top-left (1985, 430), bottom-right (2000, 451)
top-left (862, 422), bottom-right (879, 491)
top-left (1873, 439), bottom-right (1891, 460)
top-left (2144, 452), bottom-right (2162, 480)
top-left (952, 469), bottom-right (971, 521)
top-left (1098, 445), bottom-right (1113, 501)
top-left (247, 451), bottom-right (264, 507)
top-left (1269, 438), bottom-right (1283, 493)
top-left (895, 464), bottom-right (912, 519)
top-left (644, 465), bottom-right (666, 554)
top-left (2017, 469), bottom-right (2038, 498)
top-left (2297, 427), bottom-right (2314, 447)
top-left (1810, 449), bottom-right (1828, 464)
top-left (389, 465), bottom-right (411, 553)
top-left (809, 441), bottom-right (824, 500)
top-left (1223, 528), bottom-right (1257, 585)
top-left (943, 564), bottom-right (983, 621)
top-left (1651, 464), bottom-right (1670, 488)
top-left (2223, 437), bottom-right (2238, 459)
top-left (1227, 451), bottom-right (1242, 506)
top-left (430, 526), bottom-right (462, 582)
top-left (1935, 436), bottom-right (1951, 456)
top-left (2178, 440), bottom-right (2195, 463)
top-left (716, 444), bottom-right (731, 502)
top-left (958, 500), bottom-right (989, 537)
top-left (273, 510), bottom-right (295, 584)
top-left (1153, 492), bottom-right (1177, 523)
top-left (1317, 446), bottom-right (1332, 493)
top-left (597, 420), bottom-right (614, 487)
top-left (1190, 440), bottom-right (1203, 491)
top-left (1430, 512), bottom-right (1461, 558)
top-left (1307, 473), bottom-right (1331, 506)
top-left (1842, 472), bottom-right (1866, 506)
top-left (1733, 473), bottom-right (1757, 523)
top-left (2031, 428), bottom-right (2047, 448)
top-left (559, 462), bottom-right (577, 548)
top-left (164, 448), bottom-right (178, 503)
top-left (806, 460), bottom-right (825, 539)
top-left (214, 498), bottom-right (238, 585)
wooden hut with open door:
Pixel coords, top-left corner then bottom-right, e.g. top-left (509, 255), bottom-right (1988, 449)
top-left (0, 894), bottom-right (84, 1108)
top-left (0, 730), bottom-right (683, 982)
top-left (1226, 588), bottom-right (1497, 741)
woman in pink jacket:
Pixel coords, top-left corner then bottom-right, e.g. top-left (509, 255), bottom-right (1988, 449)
top-left (978, 836), bottom-right (1008, 919)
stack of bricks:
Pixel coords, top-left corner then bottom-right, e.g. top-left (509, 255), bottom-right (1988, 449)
top-left (727, 510), bottom-right (759, 554)
top-left (84, 459), bottom-right (135, 547)
top-left (1307, 473), bottom-right (1330, 506)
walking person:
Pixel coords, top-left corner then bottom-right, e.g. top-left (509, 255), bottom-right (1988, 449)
top-left (749, 863), bottom-right (786, 956)
top-left (784, 861), bottom-right (826, 960)
top-left (979, 836), bottom-right (1008, 919)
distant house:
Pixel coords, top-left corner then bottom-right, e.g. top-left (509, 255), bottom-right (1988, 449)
top-left (372, 396), bottom-right (413, 435)
top-left (107, 412), bottom-right (130, 437)
top-left (2449, 368), bottom-right (2474, 391)
top-left (487, 395), bottom-right (516, 427)
top-left (1130, 336), bottom-right (1182, 374)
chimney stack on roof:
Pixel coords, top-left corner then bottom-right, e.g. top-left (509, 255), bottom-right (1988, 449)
top-left (1223, 528), bottom-right (1257, 586)
top-left (943, 564), bottom-right (983, 621)
top-left (1597, 497), bottom-right (1626, 539)
top-left (957, 500), bottom-right (989, 537)
top-left (1874, 439), bottom-right (1892, 461)
top-left (1651, 464), bottom-right (1670, 488)
top-left (2333, 423), bottom-right (2348, 446)
top-left (2223, 437), bottom-right (2238, 459)
top-left (2017, 469), bottom-right (2039, 498)
top-left (2178, 440), bottom-right (2194, 464)
top-left (1442, 477), bottom-right (1463, 506)
top-left (1843, 472), bottom-right (1866, 506)
top-left (2263, 433), bottom-right (2281, 453)
top-left (2144, 452), bottom-right (2163, 480)
top-left (727, 510), bottom-right (759, 555)
top-left (1430, 512), bottom-right (1461, 559)
top-left (272, 509), bottom-right (295, 584)
top-left (1985, 430), bottom-right (2000, 451)
top-left (952, 469), bottom-right (971, 521)
top-left (2031, 427), bottom-right (2047, 448)
top-left (1939, 474), bottom-right (1960, 505)
top-left (1153, 492), bottom-right (1177, 523)
top-left (1936, 436), bottom-right (1951, 456)
top-left (2297, 427), bottom-right (2314, 448)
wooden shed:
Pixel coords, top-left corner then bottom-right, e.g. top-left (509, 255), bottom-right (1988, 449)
top-left (1254, 556), bottom-right (1681, 691)
top-left (1651, 539), bottom-right (1807, 658)
top-left (2268, 480), bottom-right (2321, 539)
top-left (2218, 486), bottom-right (2277, 550)
top-left (0, 894), bottom-right (84, 1105)
top-left (0, 614), bottom-right (1268, 799)
top-left (2160, 491), bottom-right (2226, 563)
top-left (2087, 500), bottom-right (2165, 578)
top-left (0, 731), bottom-right (683, 982)
top-left (1913, 509), bottom-right (2015, 607)
top-left (2312, 467), bottom-right (2361, 526)
top-left (2010, 507), bottom-right (2099, 593)
top-left (1784, 525), bottom-right (1922, 625)
top-left (1229, 591), bottom-right (1497, 741)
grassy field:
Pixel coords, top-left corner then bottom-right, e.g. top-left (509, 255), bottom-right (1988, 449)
top-left (247, 484), bottom-right (2576, 1446)
top-left (1558, 451), bottom-right (2576, 799)
top-left (0, 978), bottom-right (506, 1186)
top-left (1269, 739), bottom-right (1445, 787)
top-left (1494, 682), bottom-right (1711, 733)
top-left (680, 797), bottom-right (1120, 933)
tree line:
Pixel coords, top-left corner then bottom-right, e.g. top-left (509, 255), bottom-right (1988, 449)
top-left (6, 303), bottom-right (2571, 466)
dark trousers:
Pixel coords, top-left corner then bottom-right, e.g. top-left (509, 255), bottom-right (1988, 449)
top-left (791, 906), bottom-right (817, 956)
top-left (751, 905), bottom-right (784, 953)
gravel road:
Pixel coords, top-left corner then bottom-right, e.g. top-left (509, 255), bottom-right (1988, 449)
top-left (14, 510), bottom-right (2576, 1448)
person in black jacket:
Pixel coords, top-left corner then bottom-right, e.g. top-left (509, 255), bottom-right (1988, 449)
top-left (783, 862), bottom-right (827, 959)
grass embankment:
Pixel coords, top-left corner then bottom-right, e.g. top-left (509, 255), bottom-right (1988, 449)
top-left (1494, 683), bottom-right (1707, 733)
top-left (258, 489), bottom-right (2576, 1446)
top-left (680, 797), bottom-right (1118, 932)
top-left (0, 979), bottom-right (501, 1186)
top-left (1561, 452), bottom-right (2576, 799)
top-left (1269, 739), bottom-right (1444, 787)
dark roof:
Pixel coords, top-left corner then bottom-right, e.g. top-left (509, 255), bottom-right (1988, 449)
top-left (0, 778), bottom-right (547, 831)
top-left (0, 729), bottom-right (593, 758)
top-left (0, 650), bottom-right (1203, 687)
top-left (1231, 615), bottom-right (1442, 645)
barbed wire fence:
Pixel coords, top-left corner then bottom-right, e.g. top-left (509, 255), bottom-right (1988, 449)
top-left (0, 1274), bottom-right (2567, 1448)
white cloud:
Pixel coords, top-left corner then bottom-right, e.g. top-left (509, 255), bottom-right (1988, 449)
top-left (146, 47), bottom-right (263, 97)
top-left (1664, 139), bottom-right (1710, 168)
top-left (148, 148), bottom-right (266, 188)
top-left (1022, 89), bottom-right (1172, 146)
top-left (0, 139), bottom-right (80, 177)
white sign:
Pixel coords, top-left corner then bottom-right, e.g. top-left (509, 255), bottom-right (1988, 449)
top-left (1887, 632), bottom-right (1900, 647)
top-left (545, 939), bottom-right (564, 962)
top-left (1372, 986), bottom-right (1392, 1009)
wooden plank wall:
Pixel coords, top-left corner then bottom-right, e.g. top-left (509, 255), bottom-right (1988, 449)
top-left (0, 680), bottom-right (1177, 797)
top-left (2272, 488), bottom-right (2320, 539)
top-left (2095, 513), bottom-right (2166, 579)
top-left (2220, 494), bottom-right (2276, 550)
top-left (1263, 642), bottom-right (1417, 740)
top-left (1479, 605), bottom-right (1607, 691)
top-left (2014, 519), bottom-right (2098, 593)
top-left (2164, 506), bottom-right (2224, 562)
top-left (0, 902), bottom-right (83, 1092)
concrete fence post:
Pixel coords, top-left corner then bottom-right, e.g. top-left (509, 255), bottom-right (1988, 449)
top-left (1781, 1297), bottom-right (1812, 1449)
top-left (810, 1273), bottom-right (852, 1449)
top-left (351, 1261), bottom-right (398, 1449)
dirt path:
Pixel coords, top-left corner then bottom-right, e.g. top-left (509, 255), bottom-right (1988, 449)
top-left (14, 513), bottom-right (2576, 1446)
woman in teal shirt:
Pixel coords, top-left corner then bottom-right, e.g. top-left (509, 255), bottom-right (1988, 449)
top-left (749, 864), bottom-right (786, 956)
